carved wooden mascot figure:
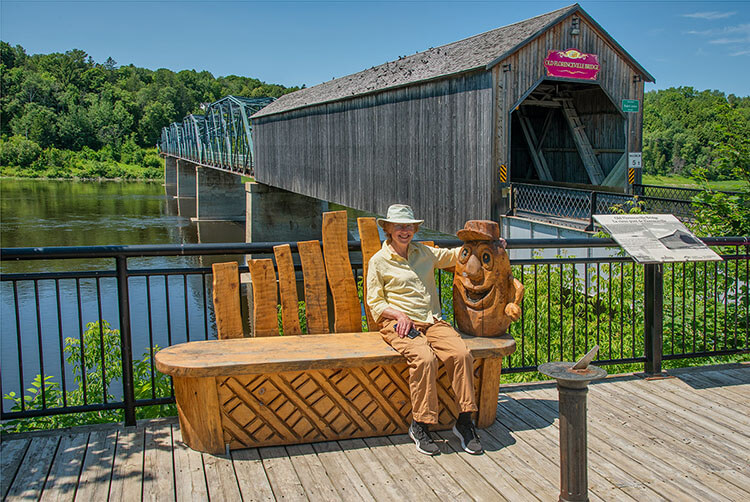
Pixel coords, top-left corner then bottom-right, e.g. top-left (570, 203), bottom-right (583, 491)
top-left (453, 220), bottom-right (524, 337)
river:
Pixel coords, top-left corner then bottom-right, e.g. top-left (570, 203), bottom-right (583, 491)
top-left (1, 178), bottom-right (453, 403)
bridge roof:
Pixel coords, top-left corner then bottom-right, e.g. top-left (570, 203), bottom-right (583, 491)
top-left (253, 3), bottom-right (653, 119)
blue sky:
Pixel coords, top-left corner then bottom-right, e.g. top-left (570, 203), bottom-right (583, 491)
top-left (1, 1), bottom-right (748, 96)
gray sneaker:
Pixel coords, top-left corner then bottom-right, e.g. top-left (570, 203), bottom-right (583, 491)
top-left (409, 421), bottom-right (440, 456)
top-left (453, 415), bottom-right (483, 454)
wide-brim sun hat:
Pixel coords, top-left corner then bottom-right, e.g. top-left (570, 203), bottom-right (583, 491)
top-left (377, 204), bottom-right (424, 228)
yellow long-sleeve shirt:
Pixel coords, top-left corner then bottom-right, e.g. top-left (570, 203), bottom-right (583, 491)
top-left (366, 240), bottom-right (458, 324)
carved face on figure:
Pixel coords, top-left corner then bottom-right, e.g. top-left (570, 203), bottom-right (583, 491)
top-left (453, 220), bottom-right (523, 337)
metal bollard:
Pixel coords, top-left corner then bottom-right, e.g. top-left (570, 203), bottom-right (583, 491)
top-left (539, 346), bottom-right (607, 502)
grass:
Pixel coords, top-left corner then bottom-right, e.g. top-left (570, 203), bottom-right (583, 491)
top-left (643, 174), bottom-right (747, 192)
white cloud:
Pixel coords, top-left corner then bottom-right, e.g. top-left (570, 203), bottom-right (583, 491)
top-left (709, 37), bottom-right (748, 45)
top-left (685, 23), bottom-right (750, 50)
top-left (685, 24), bottom-right (750, 37)
top-left (729, 49), bottom-right (750, 57)
top-left (682, 11), bottom-right (736, 20)
top-left (686, 29), bottom-right (713, 36)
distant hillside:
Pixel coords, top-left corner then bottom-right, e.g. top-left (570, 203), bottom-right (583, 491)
top-left (0, 42), bottom-right (301, 151)
top-left (643, 87), bottom-right (749, 181)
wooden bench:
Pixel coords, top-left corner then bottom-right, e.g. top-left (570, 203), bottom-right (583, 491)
top-left (155, 211), bottom-right (516, 454)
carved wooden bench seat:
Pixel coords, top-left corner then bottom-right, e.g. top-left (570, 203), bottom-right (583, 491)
top-left (155, 211), bottom-right (516, 454)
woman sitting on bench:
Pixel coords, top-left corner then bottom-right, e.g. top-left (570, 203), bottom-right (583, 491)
top-left (366, 204), bottom-right (486, 456)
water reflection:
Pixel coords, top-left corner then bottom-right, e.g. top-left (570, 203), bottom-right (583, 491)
top-left (0, 180), bottom-right (424, 403)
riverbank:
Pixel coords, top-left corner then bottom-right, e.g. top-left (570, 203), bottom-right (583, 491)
top-left (0, 137), bottom-right (163, 180)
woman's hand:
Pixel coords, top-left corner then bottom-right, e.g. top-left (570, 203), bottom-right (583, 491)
top-left (382, 307), bottom-right (414, 338)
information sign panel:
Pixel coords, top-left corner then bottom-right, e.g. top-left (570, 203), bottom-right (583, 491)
top-left (594, 214), bottom-right (721, 264)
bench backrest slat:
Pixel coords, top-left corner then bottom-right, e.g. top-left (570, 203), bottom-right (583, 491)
top-left (322, 211), bottom-right (362, 333)
top-left (248, 258), bottom-right (280, 336)
top-left (298, 240), bottom-right (330, 334)
top-left (212, 262), bottom-right (244, 340)
top-left (357, 217), bottom-right (381, 331)
top-left (273, 244), bottom-right (303, 336)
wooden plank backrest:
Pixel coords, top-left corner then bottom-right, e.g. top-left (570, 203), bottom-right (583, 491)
top-left (248, 259), bottom-right (279, 337)
top-left (322, 211), bottom-right (362, 333)
top-left (297, 240), bottom-right (330, 334)
top-left (273, 244), bottom-right (303, 336)
top-left (357, 217), bottom-right (382, 330)
top-left (211, 262), bottom-right (244, 340)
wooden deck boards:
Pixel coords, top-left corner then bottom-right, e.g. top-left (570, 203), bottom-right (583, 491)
top-left (2, 363), bottom-right (748, 501)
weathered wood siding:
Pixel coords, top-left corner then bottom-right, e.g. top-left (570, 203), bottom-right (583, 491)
top-left (493, 13), bottom-right (646, 185)
top-left (254, 72), bottom-right (494, 235)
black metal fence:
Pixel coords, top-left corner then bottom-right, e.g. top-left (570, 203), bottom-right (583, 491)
top-left (1, 238), bottom-right (748, 428)
top-left (511, 183), bottom-right (697, 229)
top-left (633, 183), bottom-right (742, 201)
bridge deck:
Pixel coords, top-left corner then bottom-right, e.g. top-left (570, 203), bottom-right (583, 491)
top-left (2, 363), bottom-right (748, 501)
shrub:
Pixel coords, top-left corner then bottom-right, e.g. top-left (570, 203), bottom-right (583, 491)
top-left (1, 320), bottom-right (175, 432)
top-left (0, 135), bottom-right (42, 167)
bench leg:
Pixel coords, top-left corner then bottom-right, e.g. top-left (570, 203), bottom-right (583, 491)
top-left (173, 376), bottom-right (225, 454)
top-left (476, 358), bottom-right (502, 428)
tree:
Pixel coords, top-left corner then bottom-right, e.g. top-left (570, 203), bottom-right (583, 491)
top-left (10, 103), bottom-right (57, 147)
top-left (0, 41), bottom-right (297, 154)
top-left (139, 101), bottom-right (175, 146)
top-left (0, 135), bottom-right (42, 167)
top-left (103, 57), bottom-right (117, 71)
top-left (691, 103), bottom-right (750, 236)
top-left (642, 87), bottom-right (745, 179)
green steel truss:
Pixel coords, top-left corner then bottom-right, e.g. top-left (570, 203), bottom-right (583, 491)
top-left (159, 96), bottom-right (274, 176)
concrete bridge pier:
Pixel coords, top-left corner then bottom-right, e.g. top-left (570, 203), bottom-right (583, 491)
top-left (176, 160), bottom-right (197, 198)
top-left (195, 167), bottom-right (246, 222)
top-left (245, 182), bottom-right (328, 242)
top-left (194, 166), bottom-right (246, 245)
top-left (164, 156), bottom-right (177, 197)
top-left (175, 159), bottom-right (197, 218)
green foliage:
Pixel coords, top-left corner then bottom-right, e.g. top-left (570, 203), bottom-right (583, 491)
top-left (0, 134), bottom-right (42, 167)
top-left (0, 41), bottom-right (301, 179)
top-left (688, 102), bottom-right (750, 237)
top-left (435, 255), bottom-right (748, 384)
top-left (276, 301), bottom-right (309, 334)
top-left (2, 320), bottom-right (175, 432)
top-left (0, 136), bottom-right (163, 179)
top-left (643, 87), bottom-right (750, 180)
top-left (0, 41), bottom-right (300, 150)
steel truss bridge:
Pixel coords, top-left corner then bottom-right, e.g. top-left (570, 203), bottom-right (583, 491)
top-left (159, 96), bottom-right (274, 176)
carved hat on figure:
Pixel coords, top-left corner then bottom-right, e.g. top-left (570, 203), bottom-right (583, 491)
top-left (377, 204), bottom-right (424, 228)
top-left (453, 220), bottom-right (524, 337)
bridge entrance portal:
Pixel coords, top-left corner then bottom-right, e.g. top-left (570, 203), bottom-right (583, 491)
top-left (509, 80), bottom-right (627, 189)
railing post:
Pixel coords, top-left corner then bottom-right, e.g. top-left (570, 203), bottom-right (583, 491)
top-left (116, 255), bottom-right (137, 426)
top-left (644, 263), bottom-right (663, 375)
top-left (585, 191), bottom-right (597, 231)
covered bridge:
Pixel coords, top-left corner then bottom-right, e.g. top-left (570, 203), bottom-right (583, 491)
top-left (251, 3), bottom-right (654, 235)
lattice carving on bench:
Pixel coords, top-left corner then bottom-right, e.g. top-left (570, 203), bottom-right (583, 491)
top-left (217, 359), bottom-right (487, 449)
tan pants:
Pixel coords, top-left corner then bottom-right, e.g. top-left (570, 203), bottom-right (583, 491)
top-left (380, 319), bottom-right (478, 424)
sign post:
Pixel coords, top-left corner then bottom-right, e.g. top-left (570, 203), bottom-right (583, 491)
top-left (593, 214), bottom-right (721, 376)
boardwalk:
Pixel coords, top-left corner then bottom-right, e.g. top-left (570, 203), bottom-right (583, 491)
top-left (2, 363), bottom-right (748, 501)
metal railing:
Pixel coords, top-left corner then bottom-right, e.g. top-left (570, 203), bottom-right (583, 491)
top-left (1, 238), bottom-right (748, 428)
top-left (633, 183), bottom-right (743, 201)
top-left (511, 183), bottom-right (697, 230)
